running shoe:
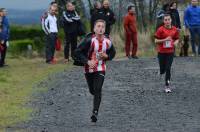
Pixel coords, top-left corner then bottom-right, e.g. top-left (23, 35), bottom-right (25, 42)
top-left (91, 110), bottom-right (98, 122)
top-left (165, 86), bottom-right (172, 93)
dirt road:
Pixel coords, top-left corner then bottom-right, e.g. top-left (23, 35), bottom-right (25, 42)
top-left (8, 57), bottom-right (200, 132)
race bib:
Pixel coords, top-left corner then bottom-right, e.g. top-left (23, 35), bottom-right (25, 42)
top-left (96, 52), bottom-right (103, 60)
top-left (164, 40), bottom-right (172, 48)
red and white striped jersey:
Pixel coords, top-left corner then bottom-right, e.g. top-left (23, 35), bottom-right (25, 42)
top-left (85, 35), bottom-right (112, 73)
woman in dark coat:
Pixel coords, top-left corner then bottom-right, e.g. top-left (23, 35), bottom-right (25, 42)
top-left (169, 2), bottom-right (181, 29)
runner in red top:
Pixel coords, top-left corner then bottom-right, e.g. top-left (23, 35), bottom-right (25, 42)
top-left (155, 14), bottom-right (179, 93)
top-left (74, 19), bottom-right (116, 122)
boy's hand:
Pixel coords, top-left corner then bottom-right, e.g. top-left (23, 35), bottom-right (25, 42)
top-left (99, 52), bottom-right (108, 60)
top-left (87, 60), bottom-right (97, 69)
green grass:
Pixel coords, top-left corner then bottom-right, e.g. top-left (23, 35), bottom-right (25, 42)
top-left (0, 57), bottom-right (72, 130)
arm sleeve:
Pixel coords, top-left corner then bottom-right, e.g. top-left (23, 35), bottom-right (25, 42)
top-left (184, 9), bottom-right (189, 28)
top-left (2, 18), bottom-right (9, 40)
top-left (106, 44), bottom-right (116, 60)
top-left (123, 16), bottom-right (130, 33)
top-left (44, 17), bottom-right (51, 34)
top-left (177, 11), bottom-right (181, 29)
top-left (109, 10), bottom-right (116, 25)
top-left (154, 28), bottom-right (163, 39)
top-left (63, 11), bottom-right (73, 23)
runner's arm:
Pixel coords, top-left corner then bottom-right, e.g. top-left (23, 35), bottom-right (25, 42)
top-left (106, 44), bottom-right (116, 60)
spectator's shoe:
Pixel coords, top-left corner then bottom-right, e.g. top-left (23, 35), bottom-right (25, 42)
top-left (46, 60), bottom-right (56, 65)
top-left (191, 53), bottom-right (197, 57)
top-left (164, 86), bottom-right (172, 93)
top-left (91, 110), bottom-right (98, 123)
top-left (64, 58), bottom-right (70, 63)
top-left (132, 55), bottom-right (138, 59)
top-left (127, 55), bottom-right (132, 59)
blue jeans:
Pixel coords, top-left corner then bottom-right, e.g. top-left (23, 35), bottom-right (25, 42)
top-left (189, 26), bottom-right (200, 55)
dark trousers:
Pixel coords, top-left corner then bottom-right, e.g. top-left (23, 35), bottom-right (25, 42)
top-left (64, 33), bottom-right (77, 59)
top-left (0, 41), bottom-right (7, 66)
top-left (125, 32), bottom-right (138, 57)
top-left (189, 26), bottom-right (200, 55)
top-left (158, 53), bottom-right (174, 86)
top-left (180, 35), bottom-right (189, 57)
top-left (85, 71), bottom-right (105, 113)
top-left (45, 33), bottom-right (57, 63)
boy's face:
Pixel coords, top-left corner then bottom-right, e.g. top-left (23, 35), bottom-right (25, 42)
top-left (163, 16), bottom-right (172, 26)
top-left (129, 7), bottom-right (135, 14)
top-left (94, 21), bottom-right (105, 35)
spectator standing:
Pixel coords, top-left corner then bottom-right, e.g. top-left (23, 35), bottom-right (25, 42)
top-left (62, 2), bottom-right (81, 63)
top-left (184, 0), bottom-right (200, 56)
top-left (0, 8), bottom-right (9, 67)
top-left (102, 0), bottom-right (116, 35)
top-left (43, 5), bottom-right (58, 64)
top-left (123, 5), bottom-right (138, 59)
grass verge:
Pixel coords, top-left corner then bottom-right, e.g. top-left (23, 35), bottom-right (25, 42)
top-left (0, 57), bottom-right (71, 130)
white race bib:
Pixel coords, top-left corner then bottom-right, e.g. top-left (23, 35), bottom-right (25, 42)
top-left (164, 40), bottom-right (172, 48)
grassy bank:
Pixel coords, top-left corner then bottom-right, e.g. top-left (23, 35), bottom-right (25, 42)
top-left (0, 57), bottom-right (71, 130)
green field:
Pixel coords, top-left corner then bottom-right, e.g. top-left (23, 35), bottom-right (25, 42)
top-left (0, 57), bottom-right (71, 130)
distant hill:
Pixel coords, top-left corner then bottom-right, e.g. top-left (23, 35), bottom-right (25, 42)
top-left (8, 9), bottom-right (46, 25)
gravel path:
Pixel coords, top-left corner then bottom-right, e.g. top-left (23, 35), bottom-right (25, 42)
top-left (8, 57), bottom-right (200, 132)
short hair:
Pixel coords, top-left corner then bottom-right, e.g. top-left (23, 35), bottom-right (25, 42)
top-left (94, 1), bottom-right (101, 8)
top-left (128, 5), bottom-right (134, 11)
top-left (50, 1), bottom-right (57, 5)
top-left (94, 19), bottom-right (106, 26)
top-left (0, 8), bottom-right (5, 12)
top-left (163, 13), bottom-right (171, 19)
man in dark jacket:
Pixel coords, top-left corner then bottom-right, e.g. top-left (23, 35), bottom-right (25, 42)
top-left (62, 2), bottom-right (81, 62)
top-left (90, 1), bottom-right (103, 32)
top-left (0, 8), bottom-right (9, 67)
top-left (74, 19), bottom-right (116, 123)
top-left (102, 0), bottom-right (116, 35)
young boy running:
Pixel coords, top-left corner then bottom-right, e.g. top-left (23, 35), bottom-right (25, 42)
top-left (74, 19), bottom-right (116, 122)
top-left (155, 14), bottom-right (179, 93)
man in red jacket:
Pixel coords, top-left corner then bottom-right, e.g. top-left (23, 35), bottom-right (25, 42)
top-left (123, 5), bottom-right (138, 59)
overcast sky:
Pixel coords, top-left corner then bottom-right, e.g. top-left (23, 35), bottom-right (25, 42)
top-left (0, 0), bottom-right (52, 10)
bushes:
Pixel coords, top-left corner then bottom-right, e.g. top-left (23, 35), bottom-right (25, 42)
top-left (8, 25), bottom-right (46, 57)
top-left (9, 39), bottom-right (34, 57)
top-left (10, 25), bottom-right (44, 40)
top-left (9, 37), bottom-right (45, 57)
